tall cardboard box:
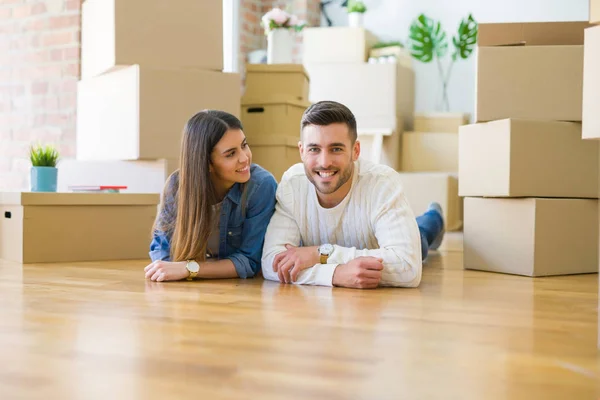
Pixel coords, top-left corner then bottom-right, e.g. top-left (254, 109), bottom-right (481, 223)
top-left (81, 0), bottom-right (223, 78)
top-left (57, 159), bottom-right (178, 194)
top-left (401, 132), bottom-right (458, 172)
top-left (305, 62), bottom-right (415, 131)
top-left (414, 113), bottom-right (470, 133)
top-left (302, 27), bottom-right (378, 64)
top-left (583, 26), bottom-right (600, 139)
top-left (243, 64), bottom-right (309, 103)
top-left (397, 172), bottom-right (463, 231)
top-left (250, 136), bottom-right (301, 182)
top-left (0, 192), bottom-right (160, 263)
top-left (476, 21), bottom-right (589, 122)
top-left (241, 98), bottom-right (309, 138)
top-left (592, 0), bottom-right (600, 24)
top-left (76, 65), bottom-right (240, 161)
top-left (464, 197), bottom-right (598, 276)
top-left (459, 119), bottom-right (598, 198)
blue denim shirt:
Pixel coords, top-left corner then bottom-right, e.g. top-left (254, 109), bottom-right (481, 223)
top-left (149, 164), bottom-right (277, 278)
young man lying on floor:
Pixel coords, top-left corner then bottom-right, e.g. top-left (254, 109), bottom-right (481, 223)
top-left (261, 101), bottom-right (445, 289)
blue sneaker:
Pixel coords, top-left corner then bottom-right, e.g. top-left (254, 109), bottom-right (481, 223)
top-left (427, 202), bottom-right (445, 250)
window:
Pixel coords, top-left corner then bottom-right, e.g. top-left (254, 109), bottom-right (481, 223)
top-left (223, 0), bottom-right (240, 73)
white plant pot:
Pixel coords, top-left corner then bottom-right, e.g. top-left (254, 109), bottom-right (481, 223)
top-left (348, 12), bottom-right (364, 28)
top-left (267, 28), bottom-right (294, 64)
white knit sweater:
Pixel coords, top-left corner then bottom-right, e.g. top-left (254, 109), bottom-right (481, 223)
top-left (261, 159), bottom-right (423, 287)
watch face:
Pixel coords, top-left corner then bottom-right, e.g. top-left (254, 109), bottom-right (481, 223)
top-left (187, 260), bottom-right (200, 273)
top-left (319, 244), bottom-right (334, 255)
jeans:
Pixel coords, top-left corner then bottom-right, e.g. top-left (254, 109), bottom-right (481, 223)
top-left (417, 208), bottom-right (444, 261)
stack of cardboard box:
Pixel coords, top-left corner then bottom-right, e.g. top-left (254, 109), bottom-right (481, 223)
top-left (460, 21), bottom-right (599, 276)
top-left (396, 113), bottom-right (468, 232)
top-left (582, 0), bottom-right (600, 348)
top-left (583, 4), bottom-right (600, 140)
top-left (62, 0), bottom-right (241, 193)
top-left (240, 64), bottom-right (311, 181)
top-left (302, 27), bottom-right (415, 171)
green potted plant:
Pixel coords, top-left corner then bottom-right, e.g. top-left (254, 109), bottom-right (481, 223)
top-left (407, 13), bottom-right (478, 112)
top-left (29, 143), bottom-right (60, 192)
top-left (346, 0), bottom-right (367, 28)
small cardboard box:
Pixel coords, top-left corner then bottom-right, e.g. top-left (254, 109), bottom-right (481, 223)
top-left (397, 172), bottom-right (463, 231)
top-left (401, 132), bottom-right (458, 172)
top-left (243, 64), bottom-right (309, 103)
top-left (302, 27), bottom-right (378, 64)
top-left (414, 113), bottom-right (470, 133)
top-left (250, 136), bottom-right (301, 182)
top-left (583, 26), bottom-right (600, 139)
top-left (459, 119), bottom-right (599, 198)
top-left (241, 98), bottom-right (309, 138)
top-left (76, 65), bottom-right (240, 161)
top-left (81, 0), bottom-right (223, 78)
top-left (476, 21), bottom-right (589, 122)
top-left (0, 192), bottom-right (160, 263)
top-left (305, 62), bottom-right (415, 131)
top-left (57, 159), bottom-right (178, 194)
top-left (592, 0), bottom-right (600, 24)
top-left (464, 197), bottom-right (598, 276)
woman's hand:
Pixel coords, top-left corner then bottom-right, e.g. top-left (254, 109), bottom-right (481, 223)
top-left (144, 260), bottom-right (189, 282)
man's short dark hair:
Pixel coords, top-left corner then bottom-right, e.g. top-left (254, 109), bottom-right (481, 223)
top-left (300, 101), bottom-right (358, 142)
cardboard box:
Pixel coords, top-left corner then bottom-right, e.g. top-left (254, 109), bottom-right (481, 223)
top-left (401, 132), bottom-right (458, 172)
top-left (243, 64), bottom-right (309, 103)
top-left (250, 136), bottom-right (301, 182)
top-left (583, 26), bottom-right (600, 139)
top-left (241, 98), bottom-right (309, 139)
top-left (458, 119), bottom-right (599, 198)
top-left (81, 0), bottom-right (222, 78)
top-left (476, 21), bottom-right (588, 122)
top-left (397, 172), bottom-right (463, 231)
top-left (368, 46), bottom-right (413, 68)
top-left (464, 197), bottom-right (598, 276)
top-left (305, 62), bottom-right (415, 131)
top-left (414, 112), bottom-right (470, 133)
top-left (357, 125), bottom-right (402, 171)
top-left (0, 192), bottom-right (160, 263)
top-left (57, 159), bottom-right (178, 194)
top-left (592, 0), bottom-right (599, 24)
top-left (303, 27), bottom-right (378, 64)
top-left (76, 65), bottom-right (240, 161)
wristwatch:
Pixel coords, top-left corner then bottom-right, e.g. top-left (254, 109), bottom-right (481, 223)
top-left (317, 244), bottom-right (334, 264)
top-left (186, 260), bottom-right (200, 281)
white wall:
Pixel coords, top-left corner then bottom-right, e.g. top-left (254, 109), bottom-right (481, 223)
top-left (320, 0), bottom-right (590, 120)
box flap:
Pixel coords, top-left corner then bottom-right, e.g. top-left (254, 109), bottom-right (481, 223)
top-left (478, 21), bottom-right (591, 46)
top-left (245, 63), bottom-right (309, 80)
top-left (0, 192), bottom-right (160, 206)
top-left (250, 136), bottom-right (300, 147)
top-left (241, 95), bottom-right (311, 108)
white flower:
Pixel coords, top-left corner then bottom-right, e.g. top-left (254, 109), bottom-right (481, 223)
top-left (288, 15), bottom-right (299, 26)
top-left (264, 8), bottom-right (289, 25)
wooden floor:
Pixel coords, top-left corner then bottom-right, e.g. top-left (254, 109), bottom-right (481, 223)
top-left (1, 233), bottom-right (599, 399)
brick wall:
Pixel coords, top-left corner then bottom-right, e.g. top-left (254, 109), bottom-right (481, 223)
top-left (0, 0), bottom-right (81, 192)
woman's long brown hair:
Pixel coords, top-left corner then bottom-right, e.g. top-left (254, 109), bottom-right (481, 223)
top-left (153, 110), bottom-right (245, 262)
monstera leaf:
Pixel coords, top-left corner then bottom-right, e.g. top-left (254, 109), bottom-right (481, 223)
top-left (452, 14), bottom-right (478, 61)
top-left (408, 14), bottom-right (448, 63)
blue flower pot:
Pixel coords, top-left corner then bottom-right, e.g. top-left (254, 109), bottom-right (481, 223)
top-left (30, 166), bottom-right (57, 192)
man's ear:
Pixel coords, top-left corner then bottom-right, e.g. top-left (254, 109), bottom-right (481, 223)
top-left (352, 139), bottom-right (361, 161)
top-left (298, 140), bottom-right (305, 161)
